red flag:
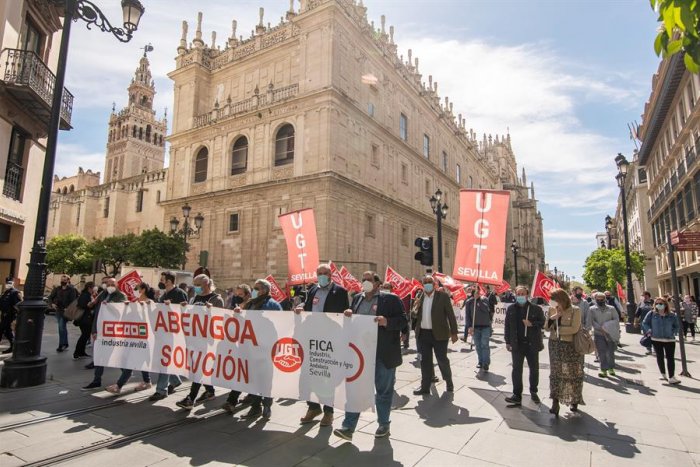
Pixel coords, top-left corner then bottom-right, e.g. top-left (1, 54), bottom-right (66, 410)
top-left (453, 190), bottom-right (511, 286)
top-left (411, 278), bottom-right (424, 294)
top-left (495, 280), bottom-right (510, 294)
top-left (385, 266), bottom-right (414, 298)
top-left (432, 272), bottom-right (467, 303)
top-left (265, 275), bottom-right (288, 303)
top-left (531, 270), bottom-right (555, 301)
top-left (278, 209), bottom-right (320, 285)
top-left (339, 266), bottom-right (362, 293)
top-left (328, 261), bottom-right (345, 287)
top-left (117, 270), bottom-right (141, 302)
top-left (616, 282), bottom-right (627, 303)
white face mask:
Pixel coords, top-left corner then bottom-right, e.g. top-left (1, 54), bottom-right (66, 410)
top-left (106, 286), bottom-right (116, 294)
top-left (5, 282), bottom-right (13, 289)
top-left (101, 284), bottom-right (107, 290)
top-left (362, 280), bottom-right (374, 293)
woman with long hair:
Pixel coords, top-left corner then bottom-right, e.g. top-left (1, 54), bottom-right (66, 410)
top-left (545, 289), bottom-right (584, 416)
top-left (643, 297), bottom-right (681, 384)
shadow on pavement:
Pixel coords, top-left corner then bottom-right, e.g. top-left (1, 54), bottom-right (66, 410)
top-left (414, 392), bottom-right (490, 428)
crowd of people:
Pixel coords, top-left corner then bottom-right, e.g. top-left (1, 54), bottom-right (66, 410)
top-left (0, 265), bottom-right (697, 441)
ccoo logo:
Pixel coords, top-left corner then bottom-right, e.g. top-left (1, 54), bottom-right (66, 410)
top-left (271, 337), bottom-right (304, 372)
top-left (103, 321), bottom-right (149, 339)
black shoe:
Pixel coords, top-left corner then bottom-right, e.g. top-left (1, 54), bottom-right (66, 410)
top-left (56, 345), bottom-right (66, 353)
top-left (413, 388), bottom-right (430, 395)
top-left (262, 405), bottom-right (271, 419)
top-left (84, 362), bottom-right (95, 370)
top-left (483, 364), bottom-right (489, 372)
top-left (505, 395), bottom-right (521, 405)
top-left (176, 397), bottom-right (194, 410)
top-left (82, 381), bottom-right (101, 391)
top-left (167, 382), bottom-right (181, 395)
top-left (550, 399), bottom-right (560, 417)
top-left (242, 405), bottom-right (262, 419)
top-left (195, 391), bottom-right (215, 404)
top-left (431, 376), bottom-right (439, 383)
top-left (531, 393), bottom-right (541, 404)
top-left (149, 392), bottom-right (167, 402)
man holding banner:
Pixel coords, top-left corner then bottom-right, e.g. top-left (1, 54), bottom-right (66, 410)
top-left (297, 263), bottom-right (349, 427)
top-left (333, 271), bottom-right (407, 440)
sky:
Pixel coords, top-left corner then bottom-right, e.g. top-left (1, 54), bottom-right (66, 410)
top-left (55, 0), bottom-right (661, 282)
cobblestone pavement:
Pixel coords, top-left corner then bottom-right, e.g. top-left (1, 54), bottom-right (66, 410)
top-left (1, 318), bottom-right (699, 466)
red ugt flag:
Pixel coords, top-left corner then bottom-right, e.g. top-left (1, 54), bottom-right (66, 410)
top-left (265, 275), bottom-right (288, 303)
top-left (385, 266), bottom-right (414, 299)
top-left (117, 270), bottom-right (141, 302)
top-left (531, 270), bottom-right (555, 302)
top-left (339, 266), bottom-right (362, 293)
top-left (616, 282), bottom-right (627, 303)
top-left (329, 262), bottom-right (345, 287)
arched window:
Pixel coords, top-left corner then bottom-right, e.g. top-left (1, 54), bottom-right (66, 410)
top-left (132, 125), bottom-right (137, 137)
top-left (138, 127), bottom-right (143, 140)
top-left (69, 185), bottom-right (74, 192)
top-left (194, 147), bottom-right (208, 183)
top-left (231, 136), bottom-right (248, 175)
top-left (62, 187), bottom-right (67, 194)
top-left (146, 125), bottom-right (152, 143)
top-left (274, 124), bottom-right (295, 166)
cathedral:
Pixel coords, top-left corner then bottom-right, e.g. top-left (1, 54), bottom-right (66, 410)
top-left (48, 0), bottom-right (545, 289)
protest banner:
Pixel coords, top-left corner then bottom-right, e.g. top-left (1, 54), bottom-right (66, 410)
top-left (117, 269), bottom-right (141, 302)
top-left (94, 303), bottom-right (377, 412)
top-left (453, 190), bottom-right (510, 286)
top-left (279, 209), bottom-right (320, 285)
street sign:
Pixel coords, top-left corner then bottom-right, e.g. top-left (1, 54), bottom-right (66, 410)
top-left (670, 231), bottom-right (700, 251)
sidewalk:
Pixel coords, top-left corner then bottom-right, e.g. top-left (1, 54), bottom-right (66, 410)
top-left (1, 318), bottom-right (699, 466)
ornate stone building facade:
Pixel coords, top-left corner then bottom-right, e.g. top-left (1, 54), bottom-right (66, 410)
top-left (0, 0), bottom-right (71, 282)
top-left (48, 0), bottom-right (545, 290)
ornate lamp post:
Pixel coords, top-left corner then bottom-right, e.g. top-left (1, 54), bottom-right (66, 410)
top-left (511, 240), bottom-right (520, 285)
top-left (0, 0), bottom-right (145, 389)
top-left (615, 153), bottom-right (637, 331)
top-left (605, 215), bottom-right (613, 249)
top-left (170, 203), bottom-right (204, 270)
top-left (429, 189), bottom-right (449, 273)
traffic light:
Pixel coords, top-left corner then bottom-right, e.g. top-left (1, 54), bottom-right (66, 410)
top-left (414, 236), bottom-right (434, 266)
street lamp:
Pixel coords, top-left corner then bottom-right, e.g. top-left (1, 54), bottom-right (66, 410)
top-left (615, 153), bottom-right (637, 332)
top-left (605, 215), bottom-right (613, 249)
top-left (170, 204), bottom-right (204, 270)
top-left (0, 0), bottom-right (145, 389)
top-left (429, 189), bottom-right (448, 272)
top-left (511, 240), bottom-right (520, 285)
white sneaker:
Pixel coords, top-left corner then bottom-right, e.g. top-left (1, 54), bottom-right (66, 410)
top-left (668, 376), bottom-right (681, 385)
top-left (659, 374), bottom-right (667, 381)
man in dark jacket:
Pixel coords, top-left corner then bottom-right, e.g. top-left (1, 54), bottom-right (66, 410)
top-left (412, 275), bottom-right (459, 395)
top-left (0, 279), bottom-right (21, 354)
top-left (49, 275), bottom-right (78, 352)
top-left (464, 287), bottom-right (494, 371)
top-left (333, 271), bottom-right (407, 441)
top-left (504, 286), bottom-right (545, 406)
top-left (296, 263), bottom-right (349, 427)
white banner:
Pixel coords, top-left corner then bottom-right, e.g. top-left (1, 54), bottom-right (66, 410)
top-left (491, 303), bottom-right (550, 330)
top-left (94, 303), bottom-right (378, 412)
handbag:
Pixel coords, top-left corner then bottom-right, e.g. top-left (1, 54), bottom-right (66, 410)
top-left (640, 331), bottom-right (652, 348)
top-left (62, 298), bottom-right (84, 322)
top-left (573, 327), bottom-right (595, 354)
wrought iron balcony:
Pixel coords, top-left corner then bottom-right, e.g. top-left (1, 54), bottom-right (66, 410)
top-left (0, 48), bottom-right (73, 130)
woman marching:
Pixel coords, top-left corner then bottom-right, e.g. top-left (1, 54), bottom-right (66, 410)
top-left (642, 297), bottom-right (681, 384)
top-left (545, 289), bottom-right (585, 416)
top-left (590, 292), bottom-right (620, 378)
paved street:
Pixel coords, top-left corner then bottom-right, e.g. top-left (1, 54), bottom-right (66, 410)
top-left (1, 321), bottom-right (699, 467)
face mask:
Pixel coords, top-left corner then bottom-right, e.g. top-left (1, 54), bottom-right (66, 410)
top-left (193, 286), bottom-right (203, 295)
top-left (516, 296), bottom-right (527, 305)
top-left (595, 300), bottom-right (606, 306)
top-left (361, 280), bottom-right (374, 293)
top-left (107, 286), bottom-right (116, 294)
top-left (158, 282), bottom-right (166, 290)
top-left (60, 281), bottom-right (67, 286)
top-left (252, 289), bottom-right (259, 299)
top-left (5, 283), bottom-right (13, 289)
top-left (423, 283), bottom-right (434, 293)
top-left (101, 283), bottom-right (107, 290)
top-left (232, 296), bottom-right (244, 306)
top-left (655, 304), bottom-right (665, 311)
top-left (318, 275), bottom-right (330, 287)
top-left (575, 293), bottom-right (583, 300)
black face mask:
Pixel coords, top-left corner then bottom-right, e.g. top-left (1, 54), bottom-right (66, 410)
top-left (60, 281), bottom-right (67, 286)
top-left (575, 293), bottom-right (583, 300)
top-left (158, 282), bottom-right (166, 290)
top-left (595, 300), bottom-right (606, 306)
top-left (231, 296), bottom-right (244, 306)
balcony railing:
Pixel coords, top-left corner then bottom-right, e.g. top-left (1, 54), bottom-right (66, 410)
top-left (0, 48), bottom-right (73, 130)
top-left (2, 162), bottom-right (23, 201)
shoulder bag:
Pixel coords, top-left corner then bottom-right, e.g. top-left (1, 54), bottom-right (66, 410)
top-left (573, 327), bottom-right (595, 354)
top-left (62, 298), bottom-right (83, 322)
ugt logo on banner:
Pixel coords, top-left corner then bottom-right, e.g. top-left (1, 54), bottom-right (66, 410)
top-left (278, 209), bottom-right (320, 285)
top-left (453, 190), bottom-right (510, 286)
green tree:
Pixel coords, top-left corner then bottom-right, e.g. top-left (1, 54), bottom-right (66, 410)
top-left (582, 248), bottom-right (645, 294)
top-left (652, 0), bottom-right (700, 72)
top-left (88, 234), bottom-right (137, 276)
top-left (46, 234), bottom-right (93, 275)
top-left (128, 228), bottom-right (185, 269)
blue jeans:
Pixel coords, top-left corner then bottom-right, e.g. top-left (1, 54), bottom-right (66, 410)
top-left (342, 359), bottom-right (396, 431)
top-left (116, 369), bottom-right (151, 388)
top-left (594, 334), bottom-right (615, 370)
top-left (56, 314), bottom-right (68, 347)
top-left (92, 365), bottom-right (104, 385)
top-left (155, 373), bottom-right (181, 395)
top-left (473, 327), bottom-right (491, 366)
